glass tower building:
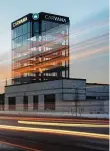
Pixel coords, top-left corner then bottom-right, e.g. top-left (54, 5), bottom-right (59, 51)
top-left (11, 12), bottom-right (70, 85)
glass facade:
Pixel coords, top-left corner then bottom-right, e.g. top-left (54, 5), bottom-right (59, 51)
top-left (41, 21), bottom-right (59, 32)
top-left (12, 21), bottom-right (32, 84)
top-left (33, 22), bottom-right (39, 36)
top-left (40, 20), bottom-right (69, 79)
top-left (11, 13), bottom-right (70, 85)
top-left (12, 22), bottom-right (31, 49)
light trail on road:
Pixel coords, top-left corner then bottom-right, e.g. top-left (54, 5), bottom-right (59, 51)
top-left (0, 124), bottom-right (109, 140)
top-left (0, 140), bottom-right (40, 151)
top-left (0, 116), bottom-right (108, 124)
top-left (18, 120), bottom-right (109, 128)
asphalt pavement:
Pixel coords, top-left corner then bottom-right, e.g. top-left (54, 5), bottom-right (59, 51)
top-left (0, 116), bottom-right (109, 151)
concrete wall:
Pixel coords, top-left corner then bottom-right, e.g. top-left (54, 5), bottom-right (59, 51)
top-left (4, 79), bottom-right (109, 114)
top-left (5, 79), bottom-right (86, 111)
top-left (86, 84), bottom-right (109, 98)
top-left (104, 100), bottom-right (109, 114)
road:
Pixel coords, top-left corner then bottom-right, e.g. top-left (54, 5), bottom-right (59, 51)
top-left (0, 115), bottom-right (109, 151)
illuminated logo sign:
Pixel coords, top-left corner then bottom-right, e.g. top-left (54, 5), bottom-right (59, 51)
top-left (32, 13), bottom-right (39, 20)
top-left (13, 17), bottom-right (28, 28)
top-left (45, 15), bottom-right (67, 23)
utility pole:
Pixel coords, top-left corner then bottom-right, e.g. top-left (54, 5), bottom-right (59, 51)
top-left (75, 87), bottom-right (78, 117)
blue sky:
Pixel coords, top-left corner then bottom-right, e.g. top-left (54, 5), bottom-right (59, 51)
top-left (0, 0), bottom-right (108, 53)
top-left (0, 0), bottom-right (109, 92)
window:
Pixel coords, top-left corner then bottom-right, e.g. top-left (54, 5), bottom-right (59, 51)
top-left (23, 96), bottom-right (28, 111)
top-left (86, 96), bottom-right (96, 100)
top-left (33, 95), bottom-right (38, 110)
top-left (0, 95), bottom-right (4, 110)
top-left (44, 94), bottom-right (55, 110)
top-left (8, 97), bottom-right (16, 110)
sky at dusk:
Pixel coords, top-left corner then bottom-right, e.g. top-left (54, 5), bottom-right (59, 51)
top-left (0, 0), bottom-right (109, 93)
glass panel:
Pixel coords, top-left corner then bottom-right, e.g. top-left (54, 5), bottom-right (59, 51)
top-left (41, 21), bottom-right (46, 32)
top-left (19, 25), bottom-right (22, 36)
top-left (27, 33), bottom-right (30, 44)
top-left (16, 37), bottom-right (19, 48)
top-left (12, 39), bottom-right (14, 49)
top-left (16, 27), bottom-right (19, 37)
top-left (46, 21), bottom-right (51, 31)
top-left (14, 38), bottom-right (17, 48)
top-left (22, 33), bottom-right (30, 45)
top-left (34, 22), bottom-right (39, 33)
top-left (23, 24), bottom-right (25, 34)
top-left (12, 22), bottom-right (32, 50)
top-left (23, 34), bottom-right (26, 45)
top-left (12, 29), bottom-right (14, 39)
top-left (23, 23), bottom-right (27, 34)
top-left (17, 26), bottom-right (20, 37)
top-left (27, 22), bottom-right (30, 33)
top-left (41, 21), bottom-right (60, 33)
top-left (19, 36), bottom-right (23, 47)
top-left (13, 28), bottom-right (17, 39)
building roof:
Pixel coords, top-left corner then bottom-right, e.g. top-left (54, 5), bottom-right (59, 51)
top-left (86, 83), bottom-right (109, 86)
top-left (5, 78), bottom-right (86, 88)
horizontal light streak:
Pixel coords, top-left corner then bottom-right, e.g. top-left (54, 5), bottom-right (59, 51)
top-left (0, 116), bottom-right (108, 124)
top-left (13, 45), bottom-right (67, 64)
top-left (0, 17), bottom-right (108, 89)
top-left (13, 46), bottom-right (107, 74)
top-left (0, 124), bottom-right (108, 140)
top-left (0, 140), bottom-right (39, 151)
top-left (71, 19), bottom-right (108, 36)
top-left (13, 33), bottom-right (107, 67)
top-left (72, 22), bottom-right (108, 37)
top-left (18, 120), bottom-right (109, 128)
top-left (16, 17), bottom-right (105, 55)
top-left (14, 56), bottom-right (68, 73)
top-left (13, 32), bottom-right (108, 63)
top-left (70, 32), bottom-right (108, 47)
top-left (12, 21), bottom-right (108, 62)
top-left (71, 36), bottom-right (108, 53)
top-left (70, 46), bottom-right (108, 60)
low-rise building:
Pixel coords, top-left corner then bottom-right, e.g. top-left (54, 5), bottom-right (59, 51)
top-left (4, 78), bottom-right (109, 114)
